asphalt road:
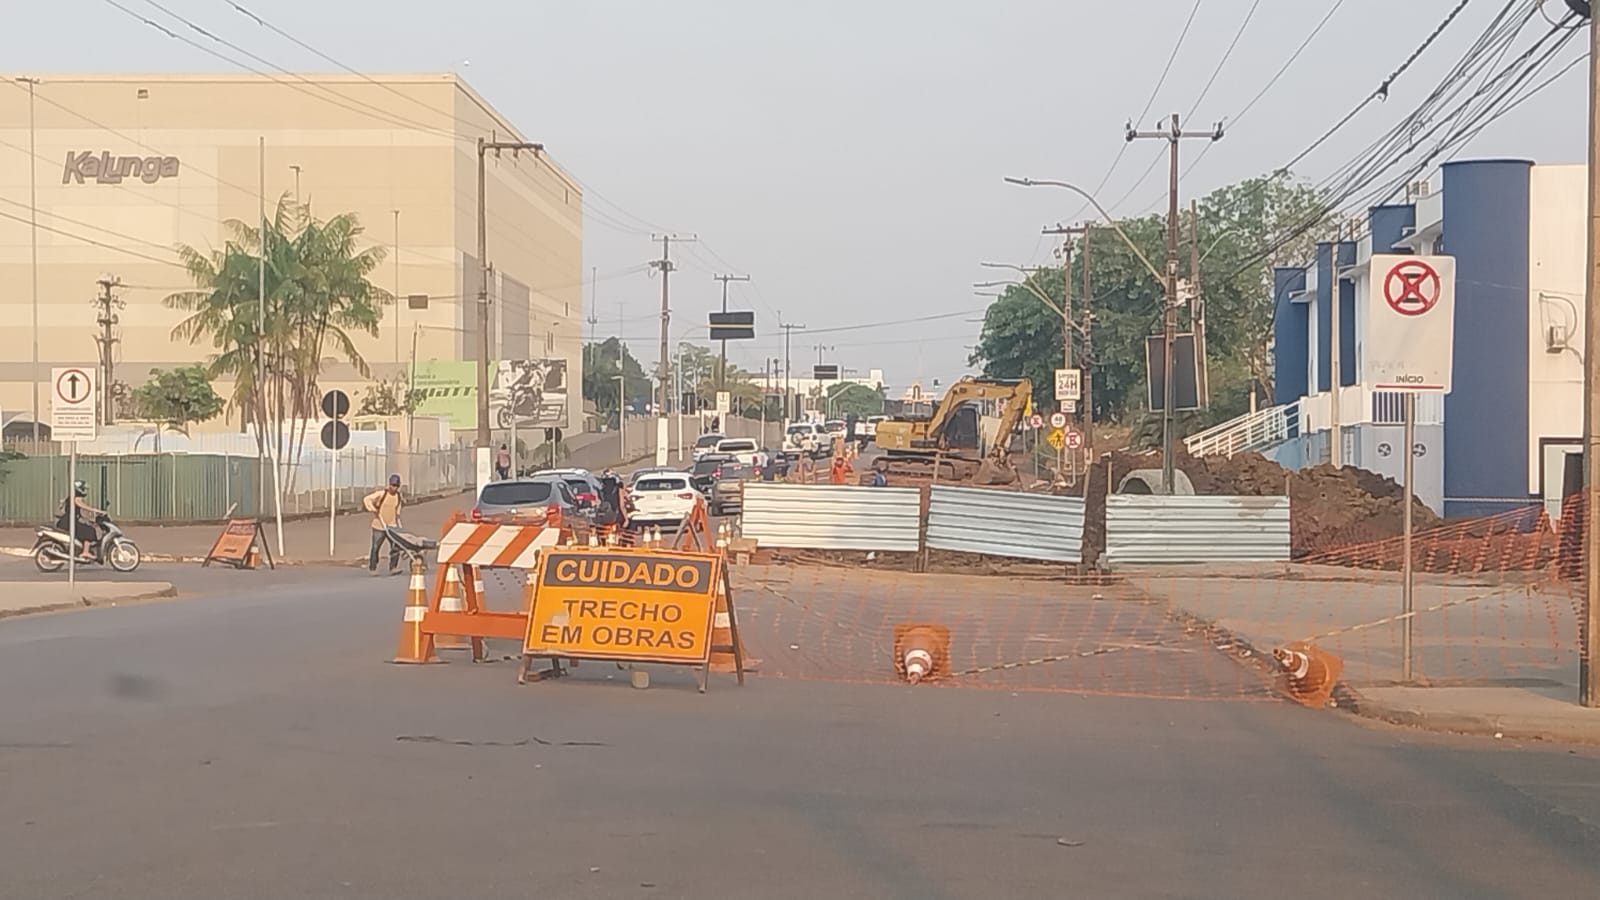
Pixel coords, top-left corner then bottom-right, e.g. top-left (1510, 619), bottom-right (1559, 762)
top-left (3, 572), bottom-right (1600, 899)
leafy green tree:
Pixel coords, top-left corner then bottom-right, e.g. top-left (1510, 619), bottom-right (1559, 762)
top-left (356, 375), bottom-right (420, 416)
top-left (583, 338), bottom-right (651, 427)
top-left (129, 365), bottom-right (225, 434)
top-left (822, 382), bottom-right (885, 419)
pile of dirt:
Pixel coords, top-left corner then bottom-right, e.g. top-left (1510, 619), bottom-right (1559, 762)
top-left (1077, 448), bottom-right (1441, 567)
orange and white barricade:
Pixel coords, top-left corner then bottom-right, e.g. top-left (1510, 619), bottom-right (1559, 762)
top-left (392, 517), bottom-right (563, 664)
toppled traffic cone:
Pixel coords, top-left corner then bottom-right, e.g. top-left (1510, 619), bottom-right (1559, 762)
top-left (708, 579), bottom-right (759, 674)
top-left (434, 564), bottom-right (468, 650)
top-left (392, 557), bottom-right (441, 664)
top-left (1273, 641), bottom-right (1343, 708)
top-left (893, 623), bottom-right (951, 684)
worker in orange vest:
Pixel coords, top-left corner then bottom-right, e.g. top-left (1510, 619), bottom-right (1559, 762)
top-left (829, 454), bottom-right (851, 485)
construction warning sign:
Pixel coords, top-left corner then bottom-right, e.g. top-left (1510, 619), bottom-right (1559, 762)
top-left (523, 549), bottom-right (722, 665)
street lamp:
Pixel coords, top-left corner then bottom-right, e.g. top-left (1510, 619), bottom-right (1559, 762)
top-left (1002, 178), bottom-right (1165, 288)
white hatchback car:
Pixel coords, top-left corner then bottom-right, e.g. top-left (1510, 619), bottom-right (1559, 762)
top-left (629, 472), bottom-right (702, 525)
top-left (714, 437), bottom-right (762, 467)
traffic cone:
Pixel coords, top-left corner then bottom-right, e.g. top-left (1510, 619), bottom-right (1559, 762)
top-left (715, 522), bottom-right (730, 554)
top-left (434, 564), bottom-right (469, 650)
top-left (245, 546), bottom-right (259, 570)
top-left (605, 529), bottom-right (618, 547)
top-left (893, 623), bottom-right (951, 684)
top-left (392, 557), bottom-right (440, 664)
top-left (1273, 641), bottom-right (1343, 708)
top-left (588, 530), bottom-right (599, 547)
top-left (708, 578), bottom-right (759, 674)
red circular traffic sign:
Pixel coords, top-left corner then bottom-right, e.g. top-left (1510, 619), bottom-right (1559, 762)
top-left (1383, 259), bottom-right (1441, 317)
top-left (1064, 430), bottom-right (1083, 449)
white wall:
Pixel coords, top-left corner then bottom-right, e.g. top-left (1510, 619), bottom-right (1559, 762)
top-left (1525, 164), bottom-right (1586, 494)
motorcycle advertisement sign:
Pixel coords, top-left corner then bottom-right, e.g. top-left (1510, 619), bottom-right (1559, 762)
top-left (411, 358), bottom-right (569, 432)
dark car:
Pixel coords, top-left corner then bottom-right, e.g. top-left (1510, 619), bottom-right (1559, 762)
top-left (472, 476), bottom-right (590, 525)
top-left (709, 461), bottom-right (758, 516)
top-left (690, 453), bottom-right (736, 494)
top-left (534, 467), bottom-right (605, 509)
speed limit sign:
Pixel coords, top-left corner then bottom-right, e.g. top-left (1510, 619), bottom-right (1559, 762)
top-left (1048, 411), bottom-right (1067, 429)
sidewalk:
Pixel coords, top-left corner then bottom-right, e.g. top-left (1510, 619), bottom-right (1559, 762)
top-left (0, 580), bottom-right (177, 618)
top-left (1126, 563), bottom-right (1600, 742)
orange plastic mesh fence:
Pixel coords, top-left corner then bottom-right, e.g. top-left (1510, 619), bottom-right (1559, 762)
top-left (722, 499), bottom-right (1586, 700)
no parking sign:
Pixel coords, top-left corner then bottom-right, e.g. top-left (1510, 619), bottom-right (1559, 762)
top-left (1362, 255), bottom-right (1455, 393)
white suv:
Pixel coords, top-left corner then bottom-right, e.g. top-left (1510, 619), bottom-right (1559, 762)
top-left (714, 437), bottom-right (762, 467)
top-left (629, 472), bottom-right (702, 525)
top-left (782, 423), bottom-right (826, 459)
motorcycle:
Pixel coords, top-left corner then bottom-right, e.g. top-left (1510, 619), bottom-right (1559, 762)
top-left (33, 511), bottom-right (143, 574)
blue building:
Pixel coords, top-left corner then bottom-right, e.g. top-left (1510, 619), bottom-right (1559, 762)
top-left (1256, 159), bottom-right (1584, 519)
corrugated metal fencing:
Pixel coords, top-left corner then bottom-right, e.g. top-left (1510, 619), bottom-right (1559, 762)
top-left (0, 448), bottom-right (474, 526)
top-left (741, 483), bottom-right (922, 552)
top-left (926, 485), bottom-right (1084, 563)
top-left (1105, 495), bottom-right (1291, 566)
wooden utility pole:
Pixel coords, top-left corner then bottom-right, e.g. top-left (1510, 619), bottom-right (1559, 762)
top-left (1190, 199), bottom-right (1209, 411)
top-left (1127, 113), bottom-right (1223, 493)
top-left (780, 317), bottom-right (805, 426)
top-left (713, 272), bottom-right (750, 391)
top-left (475, 137), bottom-right (543, 448)
top-left (1042, 224), bottom-right (1095, 449)
top-left (650, 234), bottom-right (695, 414)
top-left (93, 276), bottom-right (122, 426)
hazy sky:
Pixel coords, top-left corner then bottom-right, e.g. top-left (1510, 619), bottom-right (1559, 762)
top-left (3, 1), bottom-right (1588, 391)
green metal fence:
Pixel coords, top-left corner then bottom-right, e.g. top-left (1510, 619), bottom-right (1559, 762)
top-left (0, 454), bottom-right (266, 525)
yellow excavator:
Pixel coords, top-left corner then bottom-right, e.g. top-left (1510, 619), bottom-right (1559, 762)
top-left (875, 377), bottom-right (1032, 484)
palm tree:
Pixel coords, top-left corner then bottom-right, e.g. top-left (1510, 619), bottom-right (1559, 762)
top-left (165, 196), bottom-right (390, 479)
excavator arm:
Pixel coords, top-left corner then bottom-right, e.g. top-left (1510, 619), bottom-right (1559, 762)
top-left (984, 377), bottom-right (1033, 460)
top-left (925, 377), bottom-right (1032, 450)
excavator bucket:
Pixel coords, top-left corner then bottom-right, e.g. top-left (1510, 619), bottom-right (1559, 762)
top-left (972, 459), bottom-right (1019, 486)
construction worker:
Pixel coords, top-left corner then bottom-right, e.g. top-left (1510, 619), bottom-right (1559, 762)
top-left (363, 474), bottom-right (405, 575)
top-left (829, 453), bottom-right (851, 485)
top-left (869, 458), bottom-right (889, 487)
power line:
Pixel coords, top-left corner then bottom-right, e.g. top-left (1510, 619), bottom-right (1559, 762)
top-left (1185, 0), bottom-right (1262, 120)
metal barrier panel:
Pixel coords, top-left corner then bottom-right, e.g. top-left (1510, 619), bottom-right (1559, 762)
top-left (926, 485), bottom-right (1084, 563)
top-left (1105, 495), bottom-right (1291, 565)
top-left (741, 483), bottom-right (922, 552)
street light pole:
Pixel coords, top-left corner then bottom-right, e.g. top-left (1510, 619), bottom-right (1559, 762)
top-left (475, 137), bottom-right (544, 450)
top-left (713, 273), bottom-right (749, 391)
top-left (16, 76), bottom-right (39, 448)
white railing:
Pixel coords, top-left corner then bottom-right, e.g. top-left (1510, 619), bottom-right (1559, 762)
top-left (1301, 385), bottom-right (1445, 432)
top-left (1184, 401), bottom-right (1301, 458)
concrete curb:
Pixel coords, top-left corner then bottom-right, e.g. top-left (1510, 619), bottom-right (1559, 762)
top-left (0, 582), bottom-right (179, 620)
top-left (1338, 691), bottom-right (1600, 745)
top-left (0, 545), bottom-right (369, 568)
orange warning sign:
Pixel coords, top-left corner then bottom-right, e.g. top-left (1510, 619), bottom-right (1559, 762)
top-left (202, 519), bottom-right (273, 569)
top-left (523, 549), bottom-right (722, 666)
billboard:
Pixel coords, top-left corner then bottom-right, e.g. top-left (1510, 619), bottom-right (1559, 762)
top-left (411, 358), bottom-right (569, 432)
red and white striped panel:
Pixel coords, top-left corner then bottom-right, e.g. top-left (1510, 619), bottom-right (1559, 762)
top-left (438, 523), bottom-right (560, 569)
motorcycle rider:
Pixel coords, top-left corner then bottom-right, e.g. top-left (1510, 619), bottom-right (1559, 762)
top-left (56, 480), bottom-right (104, 560)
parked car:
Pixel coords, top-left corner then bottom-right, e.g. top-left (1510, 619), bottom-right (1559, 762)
top-left (714, 437), bottom-right (762, 467)
top-left (782, 422), bottom-right (826, 458)
top-left (629, 472), bottom-right (703, 526)
top-left (472, 476), bottom-right (589, 525)
top-left (693, 432), bottom-right (727, 461)
top-left (629, 465), bottom-right (681, 486)
top-left (824, 420), bottom-right (847, 442)
top-left (709, 461), bottom-right (758, 516)
top-left (690, 453), bottom-right (736, 494)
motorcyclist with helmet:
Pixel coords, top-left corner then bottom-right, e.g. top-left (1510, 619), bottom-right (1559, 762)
top-left (56, 480), bottom-right (104, 560)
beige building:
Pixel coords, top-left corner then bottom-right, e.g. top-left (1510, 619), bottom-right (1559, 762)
top-left (0, 72), bottom-right (582, 437)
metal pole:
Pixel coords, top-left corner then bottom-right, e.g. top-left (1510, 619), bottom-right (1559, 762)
top-left (1402, 391), bottom-right (1416, 683)
top-left (1082, 227), bottom-right (1095, 452)
top-left (616, 374), bottom-right (625, 462)
top-left (1582, 4), bottom-right (1600, 708)
top-left (329, 427), bottom-right (337, 557)
top-left (475, 138), bottom-right (491, 449)
top-left (21, 77), bottom-right (39, 449)
top-left (68, 444), bottom-right (76, 588)
top-left (261, 137), bottom-right (285, 556)
top-left (393, 209), bottom-right (401, 368)
top-left (1330, 241), bottom-right (1343, 467)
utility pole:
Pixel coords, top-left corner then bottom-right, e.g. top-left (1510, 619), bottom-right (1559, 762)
top-left (17, 76), bottom-right (39, 447)
top-left (1190, 199), bottom-right (1210, 411)
top-left (1579, 0), bottom-right (1598, 708)
top-left (780, 317), bottom-right (805, 426)
top-left (713, 273), bottom-right (750, 391)
top-left (649, 234), bottom-right (695, 415)
top-left (1042, 224), bottom-right (1095, 446)
top-left (1127, 113), bottom-right (1223, 493)
top-left (93, 276), bottom-right (122, 426)
top-left (475, 136), bottom-right (544, 449)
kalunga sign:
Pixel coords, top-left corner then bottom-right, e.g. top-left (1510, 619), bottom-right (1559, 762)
top-left (62, 151), bottom-right (181, 185)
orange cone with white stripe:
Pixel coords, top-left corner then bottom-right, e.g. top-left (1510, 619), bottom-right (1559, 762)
top-left (434, 564), bottom-right (468, 650)
top-left (1273, 641), bottom-right (1342, 708)
top-left (393, 557), bottom-right (440, 664)
top-left (893, 623), bottom-right (951, 683)
top-left (708, 578), bottom-right (759, 674)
